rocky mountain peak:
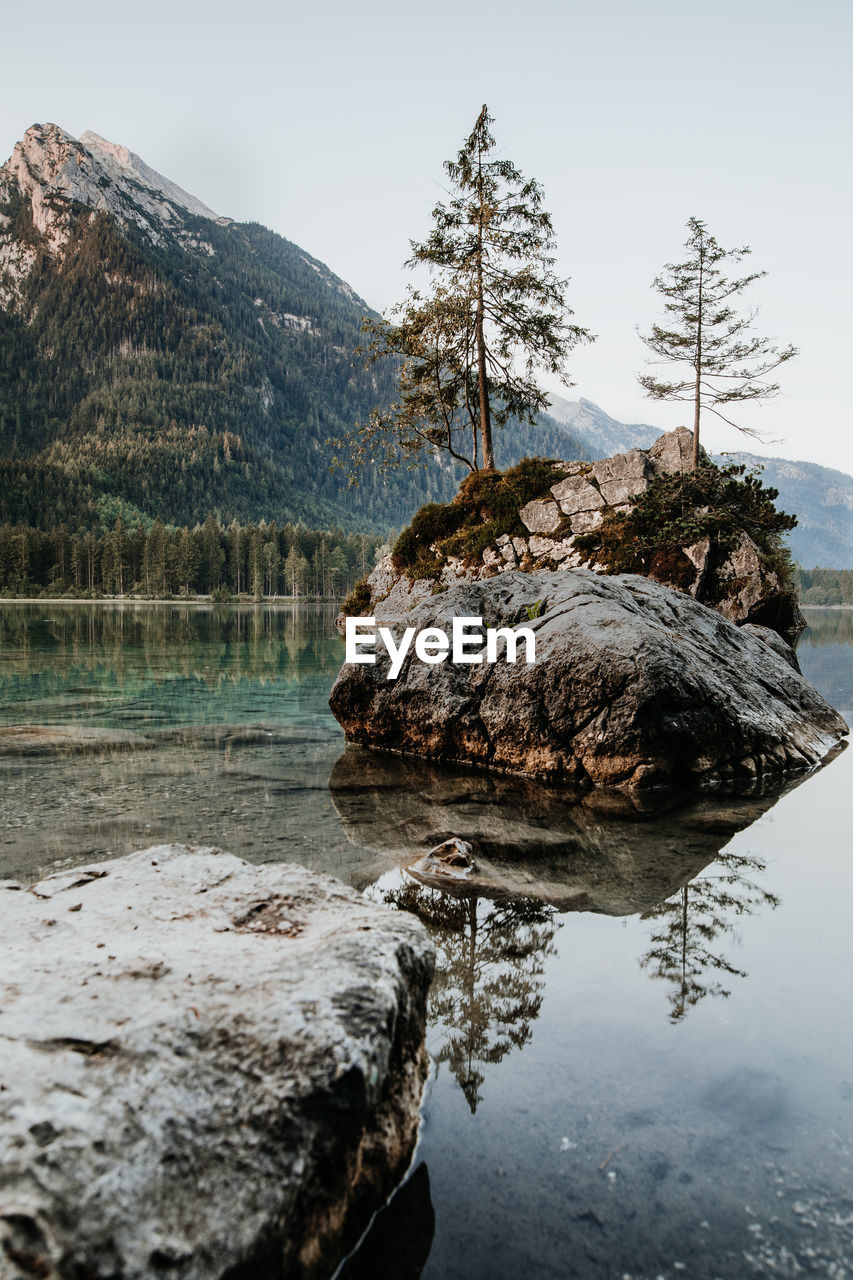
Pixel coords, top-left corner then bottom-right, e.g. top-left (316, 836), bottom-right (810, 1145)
top-left (547, 393), bottom-right (659, 454)
top-left (78, 130), bottom-right (218, 221)
top-left (2, 122), bottom-right (217, 226)
top-left (0, 122), bottom-right (221, 307)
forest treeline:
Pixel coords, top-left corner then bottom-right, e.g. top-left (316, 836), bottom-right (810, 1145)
top-left (0, 516), bottom-right (388, 600)
top-left (1, 517), bottom-right (848, 604)
top-left (795, 567), bottom-right (853, 606)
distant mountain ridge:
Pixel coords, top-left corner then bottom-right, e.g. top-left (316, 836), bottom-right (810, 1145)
top-left (547, 395), bottom-right (660, 454)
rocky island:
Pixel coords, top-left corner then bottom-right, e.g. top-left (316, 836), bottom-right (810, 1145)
top-left (330, 431), bottom-right (847, 787)
top-left (345, 428), bottom-right (802, 635)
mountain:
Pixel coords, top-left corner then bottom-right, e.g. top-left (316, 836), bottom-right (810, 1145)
top-left (719, 454), bottom-right (852, 570)
top-left (0, 123), bottom-right (592, 533)
top-left (546, 395), bottom-right (660, 454)
top-left (1, 123), bottom-right (847, 565)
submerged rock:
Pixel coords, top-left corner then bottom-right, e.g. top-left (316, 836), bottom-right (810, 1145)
top-left (0, 845), bottom-right (434, 1280)
top-left (329, 570), bottom-right (847, 789)
top-left (0, 724), bottom-right (155, 755)
top-left (409, 837), bottom-right (477, 884)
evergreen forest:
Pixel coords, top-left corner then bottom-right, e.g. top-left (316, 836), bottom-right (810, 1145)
top-left (0, 516), bottom-right (387, 600)
top-left (0, 188), bottom-right (592, 533)
top-left (795, 567), bottom-right (853, 606)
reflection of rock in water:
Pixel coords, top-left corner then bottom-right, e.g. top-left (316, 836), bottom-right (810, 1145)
top-left (370, 877), bottom-right (558, 1113)
top-left (640, 855), bottom-right (781, 1021)
top-left (330, 746), bottom-right (807, 915)
top-left (337, 1162), bottom-right (435, 1280)
top-left (339, 748), bottom-right (797, 1028)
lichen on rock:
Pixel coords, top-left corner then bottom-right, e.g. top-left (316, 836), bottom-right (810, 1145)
top-left (0, 845), bottom-right (434, 1280)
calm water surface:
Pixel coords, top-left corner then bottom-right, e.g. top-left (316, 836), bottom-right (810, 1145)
top-left (1, 602), bottom-right (851, 1279)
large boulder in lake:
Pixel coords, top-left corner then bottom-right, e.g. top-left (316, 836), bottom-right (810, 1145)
top-left (329, 570), bottom-right (847, 789)
top-left (0, 845), bottom-right (434, 1280)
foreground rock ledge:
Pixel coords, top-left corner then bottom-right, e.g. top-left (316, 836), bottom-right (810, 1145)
top-left (329, 570), bottom-right (847, 788)
top-left (0, 845), bottom-right (435, 1280)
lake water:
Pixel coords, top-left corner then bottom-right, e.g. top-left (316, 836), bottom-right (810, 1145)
top-left (1, 602), bottom-right (851, 1279)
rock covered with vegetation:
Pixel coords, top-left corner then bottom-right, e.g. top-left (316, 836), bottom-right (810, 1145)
top-left (342, 427), bottom-right (803, 636)
top-left (330, 570), bottom-right (847, 789)
top-left (0, 845), bottom-right (434, 1280)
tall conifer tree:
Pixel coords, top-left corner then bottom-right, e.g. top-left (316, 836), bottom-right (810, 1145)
top-left (342, 106), bottom-right (592, 474)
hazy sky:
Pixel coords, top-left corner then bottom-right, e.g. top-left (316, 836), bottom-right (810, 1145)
top-left (2, 0), bottom-right (850, 472)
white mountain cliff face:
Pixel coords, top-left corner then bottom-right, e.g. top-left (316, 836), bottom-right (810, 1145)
top-left (547, 394), bottom-right (660, 455)
top-left (78, 130), bottom-right (219, 221)
top-left (0, 123), bottom-right (223, 307)
top-left (0, 121), bottom-right (367, 319)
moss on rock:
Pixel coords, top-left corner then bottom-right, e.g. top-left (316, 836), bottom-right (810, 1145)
top-left (391, 458), bottom-right (567, 575)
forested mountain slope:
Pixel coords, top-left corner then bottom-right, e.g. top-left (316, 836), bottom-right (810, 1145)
top-left (0, 123), bottom-right (592, 533)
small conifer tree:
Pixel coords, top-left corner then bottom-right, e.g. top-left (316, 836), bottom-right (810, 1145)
top-left (339, 106), bottom-right (592, 475)
top-left (638, 217), bottom-right (797, 468)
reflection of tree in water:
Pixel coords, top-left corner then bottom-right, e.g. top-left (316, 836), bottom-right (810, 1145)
top-left (640, 851), bottom-right (780, 1022)
top-left (379, 880), bottom-right (559, 1113)
top-left (0, 601), bottom-right (343, 696)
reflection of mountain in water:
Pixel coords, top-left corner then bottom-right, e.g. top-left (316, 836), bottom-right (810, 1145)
top-left (330, 747), bottom-right (806, 915)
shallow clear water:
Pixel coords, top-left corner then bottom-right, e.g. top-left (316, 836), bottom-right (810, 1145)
top-left (1, 602), bottom-right (851, 1279)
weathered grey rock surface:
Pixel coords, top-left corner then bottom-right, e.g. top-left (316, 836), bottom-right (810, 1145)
top-left (0, 845), bottom-right (434, 1280)
top-left (329, 570), bottom-right (847, 789)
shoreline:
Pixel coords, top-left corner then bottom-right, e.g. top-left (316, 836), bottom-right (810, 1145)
top-left (0, 595), bottom-right (341, 606)
top-left (2, 598), bottom-right (851, 610)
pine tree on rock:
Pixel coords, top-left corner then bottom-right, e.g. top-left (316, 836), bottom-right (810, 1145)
top-left (344, 105), bottom-right (593, 474)
top-left (638, 217), bottom-right (798, 469)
